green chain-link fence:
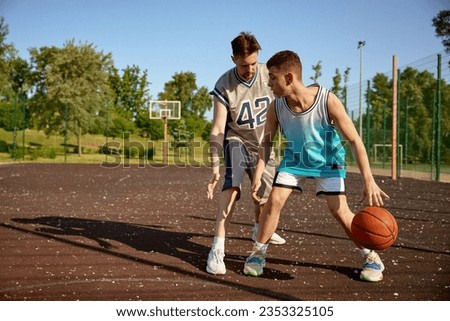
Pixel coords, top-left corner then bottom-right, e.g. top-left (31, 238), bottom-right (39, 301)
top-left (344, 50), bottom-right (450, 182)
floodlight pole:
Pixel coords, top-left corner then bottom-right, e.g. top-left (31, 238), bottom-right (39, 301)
top-left (391, 55), bottom-right (398, 180)
top-left (358, 41), bottom-right (365, 137)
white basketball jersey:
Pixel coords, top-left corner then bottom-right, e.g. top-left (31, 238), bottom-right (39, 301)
top-left (210, 64), bottom-right (273, 153)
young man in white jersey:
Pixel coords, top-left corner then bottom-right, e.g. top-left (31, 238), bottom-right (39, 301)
top-left (206, 32), bottom-right (286, 275)
top-left (243, 50), bottom-right (390, 282)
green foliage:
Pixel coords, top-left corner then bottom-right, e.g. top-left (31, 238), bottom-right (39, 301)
top-left (0, 139), bottom-right (8, 152)
top-left (108, 65), bottom-right (149, 121)
top-left (9, 57), bottom-right (31, 94)
top-left (171, 119), bottom-right (192, 149)
top-left (331, 67), bottom-right (351, 110)
top-left (158, 71), bottom-right (212, 120)
top-left (367, 67), bottom-right (450, 164)
top-left (0, 17), bottom-right (16, 93)
top-left (331, 68), bottom-right (341, 95)
top-left (27, 40), bottom-right (113, 154)
top-left (310, 60), bottom-right (322, 83)
top-left (135, 109), bottom-right (164, 140)
top-left (201, 121), bottom-right (212, 141)
top-left (108, 113), bottom-right (136, 139)
top-left (0, 97), bottom-right (15, 130)
top-left (29, 146), bottom-right (57, 160)
top-left (156, 71), bottom-right (212, 141)
top-left (433, 10), bottom-right (450, 54)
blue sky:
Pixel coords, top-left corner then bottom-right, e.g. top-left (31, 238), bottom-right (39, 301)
top-left (1, 0), bottom-right (449, 119)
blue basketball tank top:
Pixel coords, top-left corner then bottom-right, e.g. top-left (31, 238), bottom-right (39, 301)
top-left (275, 84), bottom-right (346, 178)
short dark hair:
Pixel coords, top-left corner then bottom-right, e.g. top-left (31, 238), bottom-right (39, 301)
top-left (267, 50), bottom-right (302, 80)
top-left (231, 32), bottom-right (261, 57)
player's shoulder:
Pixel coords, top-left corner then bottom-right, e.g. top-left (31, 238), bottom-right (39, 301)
top-left (308, 83), bottom-right (334, 101)
top-left (215, 66), bottom-right (236, 84)
top-left (257, 63), bottom-right (270, 83)
top-left (210, 67), bottom-right (237, 98)
top-left (257, 62), bottom-right (268, 74)
top-left (212, 67), bottom-right (237, 93)
top-left (258, 62), bottom-right (268, 71)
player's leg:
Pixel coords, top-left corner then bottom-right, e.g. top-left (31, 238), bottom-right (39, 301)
top-left (214, 187), bottom-right (239, 238)
top-left (244, 180), bottom-right (294, 277)
top-left (206, 140), bottom-right (246, 275)
top-left (256, 185), bottom-right (293, 244)
top-left (244, 186), bottom-right (293, 276)
top-left (206, 187), bottom-right (239, 275)
top-left (321, 182), bottom-right (385, 282)
top-left (251, 156), bottom-right (286, 244)
top-left (323, 194), bottom-right (354, 238)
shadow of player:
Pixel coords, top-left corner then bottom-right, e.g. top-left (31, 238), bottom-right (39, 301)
top-left (12, 216), bottom-right (213, 271)
top-left (11, 216), bottom-right (294, 280)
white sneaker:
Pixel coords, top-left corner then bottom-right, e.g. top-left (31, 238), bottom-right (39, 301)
top-left (252, 226), bottom-right (286, 245)
top-left (206, 248), bottom-right (226, 275)
top-left (269, 232), bottom-right (286, 245)
top-left (360, 251), bottom-right (385, 282)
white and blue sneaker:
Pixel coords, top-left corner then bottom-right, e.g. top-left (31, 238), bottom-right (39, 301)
top-left (243, 250), bottom-right (266, 277)
top-left (360, 251), bottom-right (385, 282)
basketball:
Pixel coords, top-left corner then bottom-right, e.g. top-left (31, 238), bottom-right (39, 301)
top-left (351, 206), bottom-right (398, 251)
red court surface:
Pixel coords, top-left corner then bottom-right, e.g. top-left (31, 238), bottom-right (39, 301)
top-left (0, 163), bottom-right (449, 301)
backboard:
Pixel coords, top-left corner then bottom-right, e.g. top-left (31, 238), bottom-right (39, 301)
top-left (149, 100), bottom-right (181, 120)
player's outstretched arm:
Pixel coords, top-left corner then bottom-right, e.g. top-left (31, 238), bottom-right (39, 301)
top-left (252, 102), bottom-right (278, 202)
top-left (327, 93), bottom-right (390, 206)
top-left (207, 98), bottom-right (227, 199)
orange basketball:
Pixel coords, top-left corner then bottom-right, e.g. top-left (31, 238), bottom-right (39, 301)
top-left (351, 206), bottom-right (398, 251)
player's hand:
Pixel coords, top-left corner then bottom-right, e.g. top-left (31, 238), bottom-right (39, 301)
top-left (207, 173), bottom-right (220, 199)
top-left (251, 179), bottom-right (262, 203)
top-left (359, 181), bottom-right (390, 206)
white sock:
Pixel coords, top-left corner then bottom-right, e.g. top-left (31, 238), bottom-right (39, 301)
top-left (212, 237), bottom-right (225, 251)
top-left (360, 248), bottom-right (371, 257)
top-left (254, 241), bottom-right (268, 254)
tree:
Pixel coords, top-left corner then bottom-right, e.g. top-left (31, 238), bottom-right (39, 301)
top-left (432, 10), bottom-right (450, 53)
top-left (342, 67), bottom-right (351, 110)
top-left (0, 16), bottom-right (15, 94)
top-left (331, 67), bottom-right (351, 110)
top-left (440, 80), bottom-right (450, 163)
top-left (190, 86), bottom-right (212, 119)
top-left (0, 17), bottom-right (23, 132)
top-left (171, 118), bottom-right (193, 149)
top-left (368, 68), bottom-right (450, 163)
top-left (369, 73), bottom-right (392, 132)
top-left (108, 114), bottom-right (135, 139)
top-left (158, 71), bottom-right (212, 138)
top-left (135, 110), bottom-right (164, 140)
top-left (28, 40), bottom-right (113, 155)
top-left (398, 68), bottom-right (436, 163)
top-left (310, 60), bottom-right (322, 83)
top-left (10, 57), bottom-right (31, 95)
top-left (331, 68), bottom-right (342, 97)
top-left (108, 65), bottom-right (149, 121)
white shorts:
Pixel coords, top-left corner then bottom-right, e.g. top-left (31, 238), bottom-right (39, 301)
top-left (273, 171), bottom-right (346, 196)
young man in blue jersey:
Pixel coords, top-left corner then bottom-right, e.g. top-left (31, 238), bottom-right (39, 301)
top-left (243, 50), bottom-right (390, 282)
top-left (206, 32), bottom-right (286, 275)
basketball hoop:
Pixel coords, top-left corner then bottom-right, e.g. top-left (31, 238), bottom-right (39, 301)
top-left (148, 100), bottom-right (181, 165)
top-left (149, 101), bottom-right (181, 120)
